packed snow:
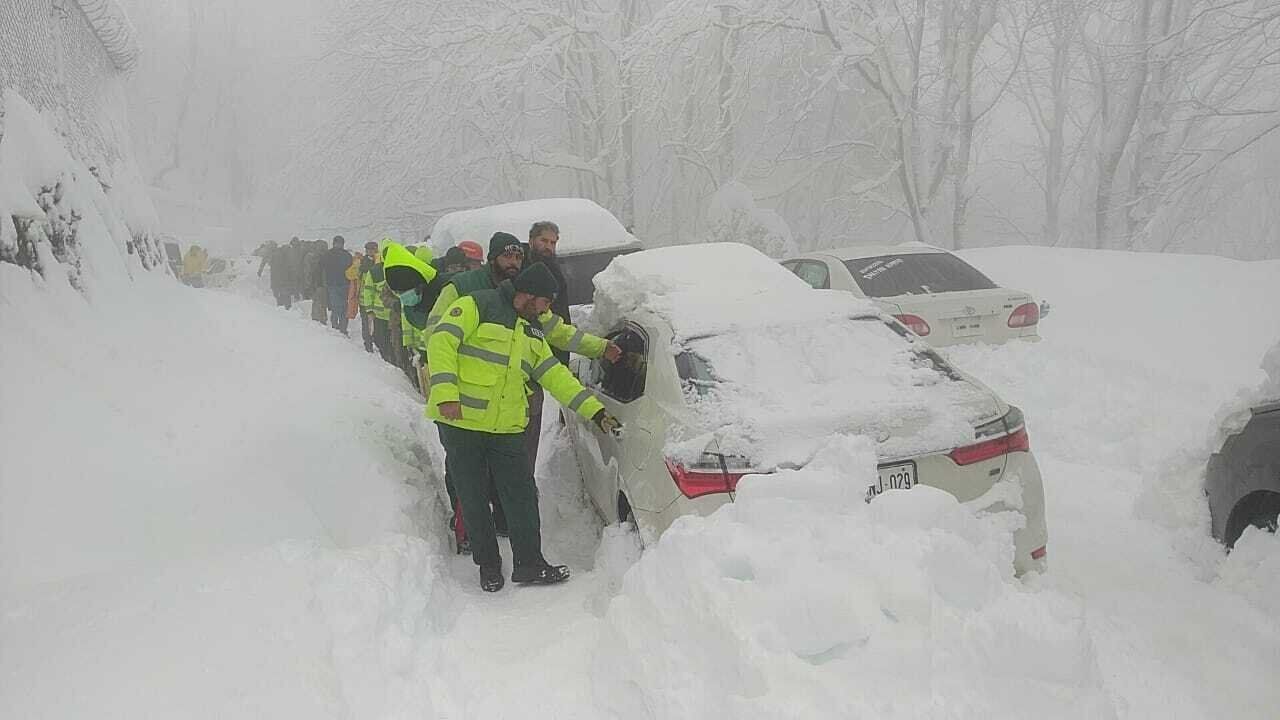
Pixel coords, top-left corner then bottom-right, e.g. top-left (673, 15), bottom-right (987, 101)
top-left (3, 232), bottom-right (1280, 717)
top-left (429, 198), bottom-right (640, 256)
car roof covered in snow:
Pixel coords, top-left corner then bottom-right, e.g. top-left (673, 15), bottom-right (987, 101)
top-left (592, 244), bottom-right (991, 468)
top-left (430, 198), bottom-right (640, 257)
top-left (591, 242), bottom-right (880, 339)
top-left (796, 242), bottom-right (948, 262)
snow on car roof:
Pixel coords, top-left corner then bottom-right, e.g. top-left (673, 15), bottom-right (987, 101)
top-left (592, 243), bottom-right (990, 467)
top-left (592, 242), bottom-right (879, 338)
top-left (430, 198), bottom-right (640, 256)
top-left (815, 242), bottom-right (946, 261)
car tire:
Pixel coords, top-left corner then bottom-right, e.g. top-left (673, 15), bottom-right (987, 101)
top-left (1225, 490), bottom-right (1280, 548)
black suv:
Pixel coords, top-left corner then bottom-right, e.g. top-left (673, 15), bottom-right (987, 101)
top-left (1207, 400), bottom-right (1280, 547)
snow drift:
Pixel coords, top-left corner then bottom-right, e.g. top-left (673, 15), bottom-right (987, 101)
top-left (3, 241), bottom-right (1279, 718)
top-left (0, 88), bottom-right (162, 292)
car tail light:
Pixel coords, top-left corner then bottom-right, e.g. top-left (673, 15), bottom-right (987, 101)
top-left (893, 314), bottom-right (931, 336)
top-left (1007, 302), bottom-right (1040, 328)
top-left (665, 454), bottom-right (753, 499)
top-left (1031, 545), bottom-right (1047, 560)
top-left (949, 406), bottom-right (1031, 466)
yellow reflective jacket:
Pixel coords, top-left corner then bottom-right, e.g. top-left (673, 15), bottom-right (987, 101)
top-left (182, 246), bottom-right (208, 277)
top-left (427, 282), bottom-right (604, 433)
top-left (383, 243), bottom-right (438, 353)
top-left (424, 267), bottom-right (608, 358)
top-left (360, 262), bottom-right (390, 320)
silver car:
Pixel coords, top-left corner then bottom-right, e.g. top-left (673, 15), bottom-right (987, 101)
top-left (566, 247), bottom-right (1049, 575)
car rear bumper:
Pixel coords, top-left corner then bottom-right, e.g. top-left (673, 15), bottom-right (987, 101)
top-left (631, 450), bottom-right (1049, 575)
top-left (920, 325), bottom-right (1040, 348)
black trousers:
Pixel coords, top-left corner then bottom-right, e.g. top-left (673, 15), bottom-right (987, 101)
top-left (438, 424), bottom-right (540, 570)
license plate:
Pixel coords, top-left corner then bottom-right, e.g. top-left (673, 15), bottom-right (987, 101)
top-left (865, 462), bottom-right (918, 503)
top-left (952, 319), bottom-right (983, 337)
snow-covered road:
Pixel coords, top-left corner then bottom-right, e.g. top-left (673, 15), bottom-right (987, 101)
top-left (3, 247), bottom-right (1279, 719)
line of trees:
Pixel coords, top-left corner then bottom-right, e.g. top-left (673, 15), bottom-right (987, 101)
top-left (285, 0), bottom-right (1280, 258)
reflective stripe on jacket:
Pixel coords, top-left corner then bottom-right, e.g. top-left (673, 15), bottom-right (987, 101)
top-left (360, 264), bottom-right (390, 320)
top-left (427, 282), bottom-right (604, 434)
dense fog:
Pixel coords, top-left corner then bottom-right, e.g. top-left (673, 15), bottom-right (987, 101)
top-left (120, 0), bottom-right (1280, 258)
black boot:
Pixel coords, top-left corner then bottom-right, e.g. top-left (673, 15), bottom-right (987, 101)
top-left (511, 562), bottom-right (570, 585)
top-left (480, 565), bottom-right (504, 592)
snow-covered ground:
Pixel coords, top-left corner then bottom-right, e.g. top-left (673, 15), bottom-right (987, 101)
top-left (3, 246), bottom-right (1279, 718)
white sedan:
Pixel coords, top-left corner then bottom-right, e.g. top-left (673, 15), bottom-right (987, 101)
top-left (567, 243), bottom-right (1049, 575)
top-left (782, 243), bottom-right (1044, 346)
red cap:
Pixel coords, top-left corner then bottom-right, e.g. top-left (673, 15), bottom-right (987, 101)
top-left (457, 240), bottom-right (484, 262)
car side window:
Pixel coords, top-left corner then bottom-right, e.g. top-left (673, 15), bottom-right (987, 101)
top-left (591, 326), bottom-right (648, 402)
top-left (788, 260), bottom-right (830, 290)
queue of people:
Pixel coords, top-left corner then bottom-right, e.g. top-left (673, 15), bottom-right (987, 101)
top-left (261, 223), bottom-right (617, 592)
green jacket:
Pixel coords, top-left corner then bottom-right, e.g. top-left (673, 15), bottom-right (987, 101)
top-left (427, 282), bottom-right (605, 433)
top-left (425, 267), bottom-right (608, 358)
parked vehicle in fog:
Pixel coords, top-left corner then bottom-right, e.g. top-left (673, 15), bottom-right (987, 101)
top-left (431, 198), bottom-right (641, 306)
top-left (782, 243), bottom-right (1044, 347)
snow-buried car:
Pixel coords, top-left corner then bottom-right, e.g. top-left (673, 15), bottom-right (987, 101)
top-left (568, 242), bottom-right (1049, 575)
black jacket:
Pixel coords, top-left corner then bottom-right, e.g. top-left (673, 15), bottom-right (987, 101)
top-left (526, 252), bottom-right (570, 323)
top-left (322, 248), bottom-right (353, 287)
top-left (526, 251), bottom-right (572, 363)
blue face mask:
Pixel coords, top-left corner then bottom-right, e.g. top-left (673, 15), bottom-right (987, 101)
top-left (398, 288), bottom-right (422, 307)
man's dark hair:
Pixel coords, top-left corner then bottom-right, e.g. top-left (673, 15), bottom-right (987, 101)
top-left (332, 235), bottom-right (345, 249)
top-left (529, 221), bottom-right (559, 241)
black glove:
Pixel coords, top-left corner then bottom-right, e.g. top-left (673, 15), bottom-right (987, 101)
top-left (592, 409), bottom-right (623, 437)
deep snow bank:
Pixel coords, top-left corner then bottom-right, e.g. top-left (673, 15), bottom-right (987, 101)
top-left (0, 88), bottom-right (164, 292)
top-left (952, 247), bottom-right (1280, 532)
top-left (592, 437), bottom-right (1111, 719)
top-left (1, 255), bottom-right (456, 715)
top-left (940, 247), bottom-right (1280, 717)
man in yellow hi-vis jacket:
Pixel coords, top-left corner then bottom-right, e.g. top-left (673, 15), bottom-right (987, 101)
top-left (428, 263), bottom-right (622, 592)
top-left (425, 233), bottom-right (622, 478)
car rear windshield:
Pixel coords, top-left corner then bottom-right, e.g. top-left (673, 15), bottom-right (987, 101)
top-left (558, 248), bottom-right (639, 306)
top-left (844, 253), bottom-right (997, 297)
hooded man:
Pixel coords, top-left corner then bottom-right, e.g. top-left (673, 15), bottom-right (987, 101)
top-left (428, 263), bottom-right (622, 591)
top-left (384, 244), bottom-right (439, 387)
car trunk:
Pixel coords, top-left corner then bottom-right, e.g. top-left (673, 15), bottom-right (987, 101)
top-left (882, 288), bottom-right (1032, 343)
top-left (673, 323), bottom-right (1007, 473)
